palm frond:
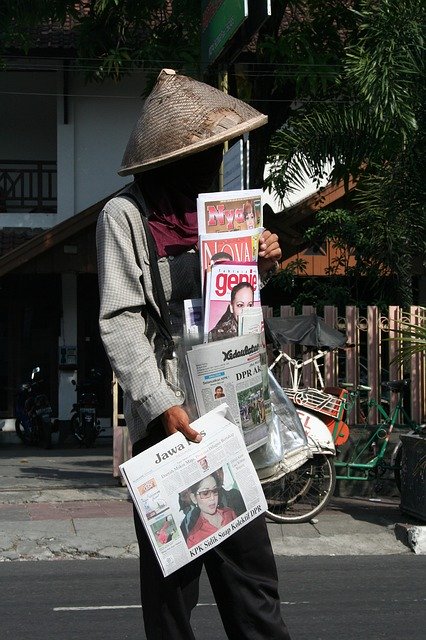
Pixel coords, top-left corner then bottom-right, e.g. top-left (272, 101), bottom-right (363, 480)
top-left (387, 311), bottom-right (426, 366)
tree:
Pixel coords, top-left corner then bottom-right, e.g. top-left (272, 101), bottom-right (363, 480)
top-left (0, 1), bottom-right (360, 185)
top-left (3, 1), bottom-right (423, 306)
top-left (266, 0), bottom-right (425, 306)
top-left (0, 1), bottom-right (202, 83)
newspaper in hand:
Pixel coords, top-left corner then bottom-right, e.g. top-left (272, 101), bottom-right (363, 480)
top-left (120, 404), bottom-right (267, 577)
top-left (197, 189), bottom-right (263, 235)
top-left (186, 333), bottom-right (270, 451)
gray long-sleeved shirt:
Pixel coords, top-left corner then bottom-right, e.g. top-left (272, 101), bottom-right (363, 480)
top-left (96, 182), bottom-right (200, 444)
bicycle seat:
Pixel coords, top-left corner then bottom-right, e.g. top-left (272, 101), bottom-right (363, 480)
top-left (382, 379), bottom-right (410, 393)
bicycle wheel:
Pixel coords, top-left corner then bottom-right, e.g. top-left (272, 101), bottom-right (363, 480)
top-left (263, 454), bottom-right (336, 524)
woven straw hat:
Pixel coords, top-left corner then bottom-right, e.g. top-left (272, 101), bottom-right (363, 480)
top-left (118, 69), bottom-right (267, 176)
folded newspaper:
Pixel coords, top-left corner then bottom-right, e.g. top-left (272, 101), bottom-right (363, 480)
top-left (120, 404), bottom-right (267, 577)
top-left (186, 333), bottom-right (270, 452)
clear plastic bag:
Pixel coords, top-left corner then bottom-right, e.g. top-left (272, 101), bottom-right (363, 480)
top-left (250, 371), bottom-right (311, 479)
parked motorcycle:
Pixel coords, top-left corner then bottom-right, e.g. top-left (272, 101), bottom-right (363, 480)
top-left (70, 369), bottom-right (104, 447)
top-left (15, 366), bottom-right (54, 449)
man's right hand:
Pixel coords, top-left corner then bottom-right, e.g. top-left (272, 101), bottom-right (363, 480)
top-left (160, 405), bottom-right (202, 443)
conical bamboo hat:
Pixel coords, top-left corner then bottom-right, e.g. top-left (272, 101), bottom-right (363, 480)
top-left (118, 69), bottom-right (267, 176)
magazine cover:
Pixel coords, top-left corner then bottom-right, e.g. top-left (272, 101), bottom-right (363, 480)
top-left (120, 404), bottom-right (267, 576)
top-left (199, 228), bottom-right (262, 293)
top-left (183, 298), bottom-right (204, 347)
top-left (203, 261), bottom-right (260, 343)
top-left (197, 189), bottom-right (263, 235)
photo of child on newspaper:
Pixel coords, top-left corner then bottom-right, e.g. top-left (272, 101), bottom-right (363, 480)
top-left (151, 514), bottom-right (178, 547)
top-left (178, 466), bottom-right (246, 548)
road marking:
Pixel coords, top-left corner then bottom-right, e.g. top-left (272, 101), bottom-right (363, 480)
top-left (54, 606), bottom-right (142, 611)
top-left (54, 601), bottom-right (310, 612)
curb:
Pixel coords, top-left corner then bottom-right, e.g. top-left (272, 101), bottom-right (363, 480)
top-left (395, 523), bottom-right (426, 554)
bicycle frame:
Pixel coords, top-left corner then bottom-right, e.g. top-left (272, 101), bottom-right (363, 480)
top-left (269, 349), bottom-right (328, 390)
top-left (267, 331), bottom-right (419, 486)
top-left (333, 384), bottom-right (413, 481)
top-left (274, 349), bottom-right (416, 482)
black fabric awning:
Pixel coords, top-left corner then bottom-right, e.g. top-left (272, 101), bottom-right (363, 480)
top-left (266, 314), bottom-right (347, 350)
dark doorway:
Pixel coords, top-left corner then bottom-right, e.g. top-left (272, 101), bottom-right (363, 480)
top-left (0, 274), bottom-right (61, 417)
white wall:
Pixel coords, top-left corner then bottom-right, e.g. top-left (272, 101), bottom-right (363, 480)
top-left (71, 73), bottom-right (145, 213)
top-left (1, 67), bottom-right (146, 225)
top-left (263, 160), bottom-right (334, 212)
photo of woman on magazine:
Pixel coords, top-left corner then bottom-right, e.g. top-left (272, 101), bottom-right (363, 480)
top-left (209, 281), bottom-right (255, 342)
top-left (243, 201), bottom-right (256, 229)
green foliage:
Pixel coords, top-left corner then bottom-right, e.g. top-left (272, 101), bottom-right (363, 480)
top-left (267, 0), bottom-right (424, 189)
top-left (387, 310), bottom-right (426, 367)
top-left (259, 0), bottom-right (352, 98)
top-left (345, 0), bottom-right (424, 134)
top-left (266, 0), bottom-right (425, 306)
top-left (1, 0), bottom-right (202, 83)
top-left (271, 257), bottom-right (308, 292)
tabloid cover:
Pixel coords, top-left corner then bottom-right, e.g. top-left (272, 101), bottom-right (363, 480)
top-left (199, 228), bottom-right (262, 293)
top-left (203, 261), bottom-right (261, 342)
top-left (197, 189), bottom-right (263, 236)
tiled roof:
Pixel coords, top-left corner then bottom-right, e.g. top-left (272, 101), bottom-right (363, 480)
top-left (0, 228), bottom-right (44, 258)
top-left (0, 188), bottom-right (121, 277)
top-left (6, 2), bottom-right (90, 52)
top-left (20, 24), bottom-right (78, 51)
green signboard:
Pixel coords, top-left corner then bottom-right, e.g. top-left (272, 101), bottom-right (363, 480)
top-left (202, 0), bottom-right (248, 65)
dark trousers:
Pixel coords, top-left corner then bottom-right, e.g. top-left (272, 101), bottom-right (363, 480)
top-left (133, 427), bottom-right (292, 640)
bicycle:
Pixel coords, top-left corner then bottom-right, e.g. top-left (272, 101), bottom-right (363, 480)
top-left (264, 314), bottom-right (426, 523)
top-left (330, 379), bottom-right (424, 489)
top-left (269, 330), bottom-right (423, 490)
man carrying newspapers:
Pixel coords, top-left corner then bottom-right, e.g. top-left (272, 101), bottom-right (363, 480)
top-left (97, 68), bottom-right (291, 640)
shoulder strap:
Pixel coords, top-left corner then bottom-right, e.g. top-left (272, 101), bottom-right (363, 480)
top-left (124, 192), bottom-right (175, 355)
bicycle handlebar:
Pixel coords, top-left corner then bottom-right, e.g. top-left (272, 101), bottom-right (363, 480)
top-left (340, 382), bottom-right (371, 392)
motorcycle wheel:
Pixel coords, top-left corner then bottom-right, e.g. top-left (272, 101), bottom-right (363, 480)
top-left (83, 419), bottom-right (97, 448)
top-left (38, 418), bottom-right (52, 449)
top-left (15, 419), bottom-right (30, 444)
top-left (263, 454), bottom-right (336, 524)
top-left (71, 413), bottom-right (83, 446)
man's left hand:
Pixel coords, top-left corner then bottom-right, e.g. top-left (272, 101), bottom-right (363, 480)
top-left (258, 230), bottom-right (281, 276)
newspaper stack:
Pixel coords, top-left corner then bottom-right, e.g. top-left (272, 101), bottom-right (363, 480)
top-left (183, 189), bottom-right (270, 452)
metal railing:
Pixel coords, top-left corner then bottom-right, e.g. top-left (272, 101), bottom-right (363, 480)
top-left (0, 160), bottom-right (57, 212)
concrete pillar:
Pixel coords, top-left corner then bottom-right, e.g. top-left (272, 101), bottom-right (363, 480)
top-left (58, 274), bottom-right (78, 420)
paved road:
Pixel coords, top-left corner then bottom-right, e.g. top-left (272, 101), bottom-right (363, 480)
top-left (2, 556), bottom-right (426, 640)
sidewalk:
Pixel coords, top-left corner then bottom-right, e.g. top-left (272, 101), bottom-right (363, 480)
top-left (0, 439), bottom-right (424, 561)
